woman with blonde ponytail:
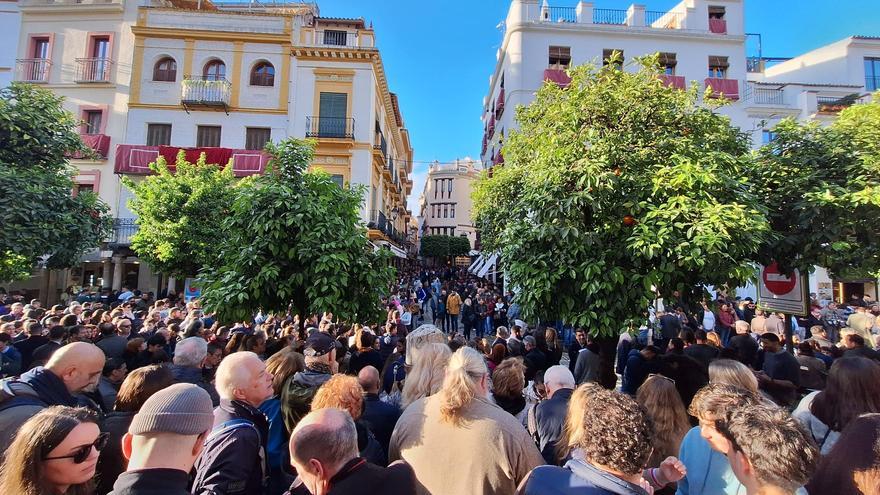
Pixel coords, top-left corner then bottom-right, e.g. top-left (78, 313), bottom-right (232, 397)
top-left (389, 347), bottom-right (543, 495)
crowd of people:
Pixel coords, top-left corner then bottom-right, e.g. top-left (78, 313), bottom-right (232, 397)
top-left (0, 273), bottom-right (877, 495)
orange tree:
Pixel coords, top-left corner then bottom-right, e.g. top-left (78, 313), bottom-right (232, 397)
top-left (472, 57), bottom-right (769, 386)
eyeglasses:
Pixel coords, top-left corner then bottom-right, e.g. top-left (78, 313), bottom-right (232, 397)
top-left (647, 373), bottom-right (675, 385)
top-left (43, 432), bottom-right (109, 464)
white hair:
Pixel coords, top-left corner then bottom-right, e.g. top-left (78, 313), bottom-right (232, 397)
top-left (544, 365), bottom-right (576, 390)
top-left (173, 337), bottom-right (208, 368)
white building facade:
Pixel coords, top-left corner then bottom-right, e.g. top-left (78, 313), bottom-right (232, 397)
top-left (482, 0), bottom-right (880, 301)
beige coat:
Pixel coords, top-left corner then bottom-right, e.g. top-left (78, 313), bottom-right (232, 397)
top-left (389, 394), bottom-right (544, 495)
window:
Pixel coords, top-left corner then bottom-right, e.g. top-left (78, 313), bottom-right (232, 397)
top-left (250, 62), bottom-right (275, 87)
top-left (451, 205), bottom-right (455, 218)
top-left (147, 124), bottom-right (172, 146)
top-left (603, 49), bottom-right (624, 68)
top-left (203, 60), bottom-right (226, 81)
top-left (866, 58), bottom-right (880, 91)
top-left (153, 57), bottom-right (177, 82)
top-left (245, 127), bottom-right (271, 150)
top-left (91, 36), bottom-right (110, 59)
top-left (443, 205), bottom-right (448, 218)
top-left (708, 6), bottom-right (726, 19)
top-left (431, 205), bottom-right (435, 218)
top-left (762, 130), bottom-right (778, 145)
top-left (549, 46), bottom-right (571, 67)
top-left (32, 37), bottom-right (50, 59)
top-left (82, 110), bottom-right (102, 135)
top-left (196, 125), bottom-right (221, 147)
top-left (330, 174), bottom-right (344, 188)
top-left (659, 53), bottom-right (677, 75)
top-left (73, 183), bottom-right (94, 196)
top-left (708, 56), bottom-right (729, 78)
top-left (323, 30), bottom-right (348, 46)
top-left (434, 180), bottom-right (439, 199)
top-left (318, 92), bottom-right (348, 137)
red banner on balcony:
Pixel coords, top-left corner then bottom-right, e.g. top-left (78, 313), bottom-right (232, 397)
top-left (709, 18), bottom-right (727, 34)
top-left (114, 144), bottom-right (269, 177)
top-left (659, 74), bottom-right (686, 90)
top-left (543, 68), bottom-right (571, 87)
top-left (68, 133), bottom-right (111, 159)
top-left (705, 78), bottom-right (739, 100)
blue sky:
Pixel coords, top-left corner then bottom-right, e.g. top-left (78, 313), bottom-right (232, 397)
top-left (312, 1), bottom-right (880, 211)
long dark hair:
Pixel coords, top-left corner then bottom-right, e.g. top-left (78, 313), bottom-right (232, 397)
top-left (811, 357), bottom-right (880, 431)
top-left (806, 413), bottom-right (880, 495)
top-left (0, 406), bottom-right (99, 495)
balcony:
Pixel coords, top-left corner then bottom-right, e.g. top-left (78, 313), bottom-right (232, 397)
top-left (368, 210), bottom-right (388, 232)
top-left (593, 8), bottom-right (627, 25)
top-left (540, 6), bottom-right (577, 23)
top-left (108, 218), bottom-right (137, 247)
top-left (313, 30), bottom-right (360, 48)
top-left (544, 68), bottom-right (571, 88)
top-left (373, 131), bottom-right (387, 160)
top-left (487, 115), bottom-right (496, 138)
top-left (114, 144), bottom-right (269, 177)
top-left (306, 116), bottom-right (355, 139)
top-left (181, 77), bottom-right (231, 110)
top-left (493, 149), bottom-right (504, 166)
top-left (816, 95), bottom-right (862, 114)
top-left (659, 74), bottom-right (686, 90)
top-left (704, 78), bottom-right (739, 100)
top-left (75, 58), bottom-right (113, 83)
top-left (743, 84), bottom-right (785, 106)
top-left (481, 134), bottom-right (488, 155)
top-left (709, 18), bottom-right (727, 34)
top-left (495, 88), bottom-right (505, 119)
top-left (15, 59), bottom-right (51, 83)
top-left (68, 133), bottom-right (111, 160)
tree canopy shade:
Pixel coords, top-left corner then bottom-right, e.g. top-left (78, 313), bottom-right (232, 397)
top-left (419, 235), bottom-right (470, 259)
top-left (752, 92), bottom-right (880, 280)
top-left (199, 138), bottom-right (394, 323)
top-left (123, 152), bottom-right (238, 279)
top-left (0, 83), bottom-right (111, 282)
top-left (472, 57), bottom-right (770, 336)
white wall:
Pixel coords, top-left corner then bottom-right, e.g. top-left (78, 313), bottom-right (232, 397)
top-left (0, 0), bottom-right (20, 88)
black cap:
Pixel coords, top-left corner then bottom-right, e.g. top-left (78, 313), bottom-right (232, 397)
top-left (305, 331), bottom-right (335, 357)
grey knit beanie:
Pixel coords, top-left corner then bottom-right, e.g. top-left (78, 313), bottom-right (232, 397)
top-left (129, 383), bottom-right (215, 436)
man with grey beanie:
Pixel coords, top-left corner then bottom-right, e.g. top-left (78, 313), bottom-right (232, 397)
top-left (109, 383), bottom-right (215, 495)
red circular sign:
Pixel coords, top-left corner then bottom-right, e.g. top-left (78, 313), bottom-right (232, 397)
top-left (762, 262), bottom-right (797, 296)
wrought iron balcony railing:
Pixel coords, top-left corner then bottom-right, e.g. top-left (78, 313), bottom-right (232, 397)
top-left (75, 58), bottom-right (113, 83)
top-left (306, 116), bottom-right (355, 139)
top-left (181, 76), bottom-right (232, 107)
top-left (15, 58), bottom-right (51, 83)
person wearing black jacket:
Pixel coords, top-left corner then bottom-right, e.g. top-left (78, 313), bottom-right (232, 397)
top-left (13, 321), bottom-right (49, 371)
top-left (285, 408), bottom-right (416, 495)
top-left (728, 320), bottom-right (759, 368)
top-left (192, 352), bottom-right (274, 495)
top-left (110, 384), bottom-right (215, 495)
top-left (567, 329), bottom-right (588, 374)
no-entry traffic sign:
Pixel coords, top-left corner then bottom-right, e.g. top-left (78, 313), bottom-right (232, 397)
top-left (757, 262), bottom-right (809, 316)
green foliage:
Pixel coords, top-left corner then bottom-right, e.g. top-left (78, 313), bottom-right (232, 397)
top-left (472, 56), bottom-right (770, 336)
top-left (753, 91), bottom-right (880, 279)
top-left (123, 152), bottom-right (238, 278)
top-left (199, 138), bottom-right (394, 323)
top-left (419, 235), bottom-right (470, 259)
top-left (0, 83), bottom-right (111, 282)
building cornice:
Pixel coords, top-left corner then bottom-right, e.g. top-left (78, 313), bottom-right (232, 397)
top-left (132, 25), bottom-right (290, 44)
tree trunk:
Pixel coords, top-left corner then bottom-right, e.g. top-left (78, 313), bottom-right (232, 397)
top-left (595, 335), bottom-right (619, 390)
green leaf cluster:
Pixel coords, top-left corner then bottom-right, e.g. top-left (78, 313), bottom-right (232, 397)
top-left (123, 151), bottom-right (239, 278)
top-left (752, 92), bottom-right (880, 280)
top-left (419, 235), bottom-right (470, 259)
top-left (198, 138), bottom-right (394, 323)
top-left (472, 56), bottom-right (770, 336)
top-left (0, 83), bottom-right (111, 282)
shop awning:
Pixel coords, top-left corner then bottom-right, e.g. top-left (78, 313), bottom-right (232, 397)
top-left (376, 240), bottom-right (407, 259)
top-left (477, 253), bottom-right (498, 278)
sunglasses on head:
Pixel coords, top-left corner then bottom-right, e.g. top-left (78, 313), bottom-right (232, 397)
top-left (43, 432), bottom-right (109, 464)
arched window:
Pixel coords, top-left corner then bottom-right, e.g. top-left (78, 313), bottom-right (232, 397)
top-left (250, 61), bottom-right (275, 87)
top-left (152, 57), bottom-right (177, 82)
top-left (203, 60), bottom-right (226, 81)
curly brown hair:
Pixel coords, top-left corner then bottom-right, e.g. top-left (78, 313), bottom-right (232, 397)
top-left (577, 388), bottom-right (653, 475)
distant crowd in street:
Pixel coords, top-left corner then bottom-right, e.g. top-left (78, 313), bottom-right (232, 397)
top-left (0, 271), bottom-right (877, 495)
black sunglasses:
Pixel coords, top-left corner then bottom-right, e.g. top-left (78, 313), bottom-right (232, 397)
top-left (44, 432), bottom-right (109, 464)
